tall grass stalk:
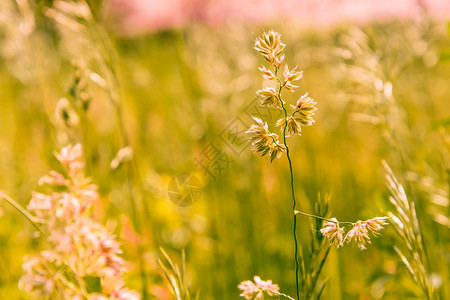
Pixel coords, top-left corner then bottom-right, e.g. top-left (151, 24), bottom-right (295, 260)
top-left (244, 30), bottom-right (390, 300)
top-left (277, 69), bottom-right (301, 300)
top-left (384, 161), bottom-right (435, 299)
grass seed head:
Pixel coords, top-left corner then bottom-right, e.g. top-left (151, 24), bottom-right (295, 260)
top-left (238, 276), bottom-right (280, 299)
top-left (320, 218), bottom-right (344, 248)
top-left (254, 30), bottom-right (286, 65)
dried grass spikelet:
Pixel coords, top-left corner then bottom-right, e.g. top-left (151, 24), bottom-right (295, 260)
top-left (290, 93), bottom-right (317, 127)
top-left (256, 87), bottom-right (283, 108)
top-left (249, 30), bottom-right (316, 162)
top-left (283, 64), bottom-right (303, 92)
top-left (238, 276), bottom-right (280, 300)
top-left (344, 221), bottom-right (370, 250)
top-left (320, 218), bottom-right (344, 247)
top-left (319, 216), bottom-right (388, 250)
top-left (276, 117), bottom-right (302, 136)
top-left (365, 216), bottom-right (389, 236)
top-left (383, 161), bottom-right (434, 298)
top-left (267, 142), bottom-right (287, 162)
top-left (275, 93), bottom-right (317, 136)
top-left (254, 30), bottom-right (285, 66)
top-left (247, 117), bottom-right (286, 162)
top-left (343, 217), bottom-right (389, 250)
top-left (258, 65), bottom-right (277, 80)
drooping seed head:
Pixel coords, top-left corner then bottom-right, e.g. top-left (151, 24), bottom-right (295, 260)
top-left (291, 93), bottom-right (317, 126)
top-left (364, 217), bottom-right (389, 236)
top-left (345, 221), bottom-right (371, 250)
top-left (320, 218), bottom-right (344, 247)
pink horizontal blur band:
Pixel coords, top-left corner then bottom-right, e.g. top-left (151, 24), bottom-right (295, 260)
top-left (104, 0), bottom-right (450, 35)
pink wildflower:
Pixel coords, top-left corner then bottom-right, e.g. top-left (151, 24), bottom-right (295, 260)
top-left (20, 144), bottom-right (139, 299)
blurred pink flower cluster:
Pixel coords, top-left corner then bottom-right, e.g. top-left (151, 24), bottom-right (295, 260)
top-left (238, 276), bottom-right (280, 299)
top-left (19, 144), bottom-right (139, 300)
top-left (105, 0), bottom-right (450, 34)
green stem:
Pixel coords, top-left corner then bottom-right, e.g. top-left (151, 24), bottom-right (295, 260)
top-left (0, 191), bottom-right (43, 234)
top-left (282, 109), bottom-right (301, 300)
top-left (294, 210), bottom-right (354, 225)
top-left (276, 291), bottom-right (296, 300)
top-left (275, 68), bottom-right (301, 300)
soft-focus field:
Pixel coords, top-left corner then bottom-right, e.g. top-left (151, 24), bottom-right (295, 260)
top-left (0, 1), bottom-right (449, 299)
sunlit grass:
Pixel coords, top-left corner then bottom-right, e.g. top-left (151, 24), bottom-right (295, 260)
top-left (0, 0), bottom-right (449, 299)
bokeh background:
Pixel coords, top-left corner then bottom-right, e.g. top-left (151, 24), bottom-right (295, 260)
top-left (0, 0), bottom-right (449, 299)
